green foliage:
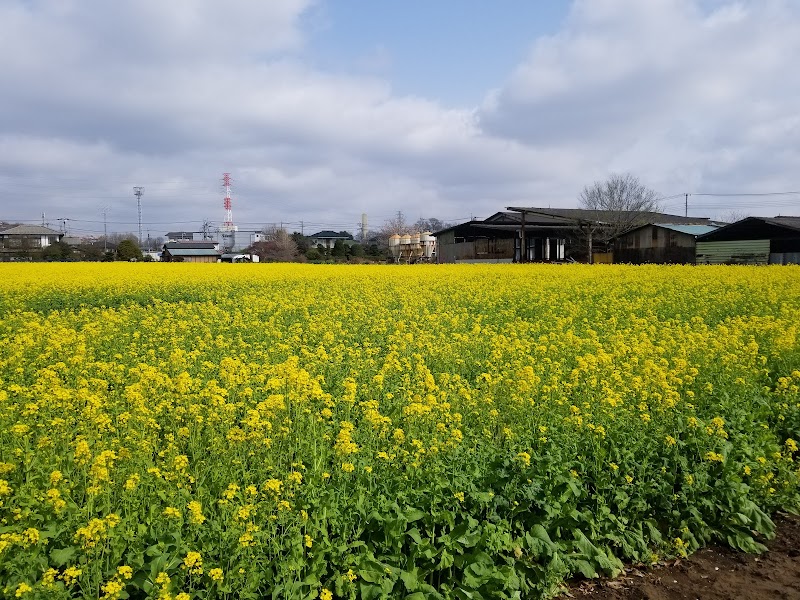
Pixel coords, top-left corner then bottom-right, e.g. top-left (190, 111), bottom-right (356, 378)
top-left (332, 240), bottom-right (347, 258)
top-left (116, 239), bottom-right (143, 261)
top-left (42, 241), bottom-right (73, 261)
top-left (306, 248), bottom-right (322, 261)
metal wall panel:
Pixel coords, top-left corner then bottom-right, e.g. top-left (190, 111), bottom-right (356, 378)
top-left (695, 240), bottom-right (770, 264)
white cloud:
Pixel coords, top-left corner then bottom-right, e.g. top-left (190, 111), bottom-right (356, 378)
top-left (479, 0), bottom-right (800, 212)
top-left (1, 0), bottom-right (799, 235)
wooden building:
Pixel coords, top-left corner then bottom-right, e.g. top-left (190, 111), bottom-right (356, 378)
top-left (696, 216), bottom-right (800, 265)
top-left (432, 211), bottom-right (572, 263)
top-left (614, 223), bottom-right (720, 264)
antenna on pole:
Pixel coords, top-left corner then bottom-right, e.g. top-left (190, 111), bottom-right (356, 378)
top-left (133, 186), bottom-right (145, 246)
top-left (221, 173), bottom-right (234, 230)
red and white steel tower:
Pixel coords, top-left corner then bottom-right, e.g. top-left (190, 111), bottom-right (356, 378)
top-left (221, 172), bottom-right (236, 231)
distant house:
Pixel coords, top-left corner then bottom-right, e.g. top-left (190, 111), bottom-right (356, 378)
top-left (696, 216), bottom-right (800, 265)
top-left (614, 223), bottom-right (720, 264)
top-left (0, 225), bottom-right (64, 253)
top-left (308, 231), bottom-right (354, 250)
top-left (161, 241), bottom-right (221, 263)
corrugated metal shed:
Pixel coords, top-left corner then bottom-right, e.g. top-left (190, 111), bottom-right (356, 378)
top-left (696, 240), bottom-right (770, 264)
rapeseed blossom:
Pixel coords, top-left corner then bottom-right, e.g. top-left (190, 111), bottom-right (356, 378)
top-left (0, 263), bottom-right (798, 598)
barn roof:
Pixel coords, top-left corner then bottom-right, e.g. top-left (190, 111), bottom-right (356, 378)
top-left (697, 216), bottom-right (800, 242)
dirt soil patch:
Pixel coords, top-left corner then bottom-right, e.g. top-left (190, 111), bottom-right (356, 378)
top-left (560, 513), bottom-right (800, 600)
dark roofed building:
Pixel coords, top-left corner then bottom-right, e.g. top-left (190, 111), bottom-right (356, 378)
top-left (161, 241), bottom-right (221, 263)
top-left (432, 208), bottom-right (716, 264)
top-left (696, 216), bottom-right (800, 265)
top-left (433, 211), bottom-right (576, 263)
top-left (308, 231), bottom-right (354, 250)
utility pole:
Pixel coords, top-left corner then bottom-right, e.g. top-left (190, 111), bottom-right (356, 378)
top-left (685, 193), bottom-right (689, 218)
top-left (133, 186), bottom-right (145, 246)
top-left (300, 220), bottom-right (304, 235)
top-left (102, 208), bottom-right (108, 252)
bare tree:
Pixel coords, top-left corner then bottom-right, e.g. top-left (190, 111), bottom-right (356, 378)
top-left (719, 210), bottom-right (750, 224)
top-left (248, 228), bottom-right (298, 262)
top-left (413, 217), bottom-right (450, 232)
top-left (578, 173), bottom-right (662, 243)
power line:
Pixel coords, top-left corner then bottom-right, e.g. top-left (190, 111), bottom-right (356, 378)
top-left (692, 191), bottom-right (800, 197)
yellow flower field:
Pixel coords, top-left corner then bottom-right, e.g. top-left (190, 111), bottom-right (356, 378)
top-left (0, 263), bottom-right (798, 599)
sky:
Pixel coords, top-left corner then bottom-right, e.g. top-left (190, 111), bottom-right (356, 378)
top-left (1, 0), bottom-right (799, 238)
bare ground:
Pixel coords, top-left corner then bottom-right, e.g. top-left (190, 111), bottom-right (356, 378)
top-left (559, 513), bottom-right (800, 600)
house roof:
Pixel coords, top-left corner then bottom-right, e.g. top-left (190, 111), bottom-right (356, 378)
top-left (165, 231), bottom-right (197, 238)
top-left (698, 216), bottom-right (800, 242)
top-left (164, 241), bottom-right (218, 250)
top-left (309, 231), bottom-right (353, 239)
top-left (506, 207), bottom-right (712, 225)
top-left (0, 225), bottom-right (63, 236)
top-left (432, 209), bottom-right (715, 239)
top-left (431, 219), bottom-right (576, 238)
top-left (164, 248), bottom-right (221, 257)
top-left (764, 216), bottom-right (800, 230)
top-left (657, 224), bottom-right (720, 236)
top-left (618, 223), bottom-right (720, 238)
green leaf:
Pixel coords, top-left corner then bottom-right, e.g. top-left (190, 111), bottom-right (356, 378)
top-left (407, 528), bottom-right (423, 545)
top-left (358, 569), bottom-right (383, 584)
top-left (405, 508), bottom-right (426, 522)
top-left (400, 569), bottom-right (420, 592)
top-left (359, 582), bottom-right (384, 600)
top-left (573, 559), bottom-right (598, 579)
top-left (405, 594), bottom-right (427, 600)
top-left (49, 547), bottom-right (76, 567)
top-left (438, 549), bottom-right (454, 569)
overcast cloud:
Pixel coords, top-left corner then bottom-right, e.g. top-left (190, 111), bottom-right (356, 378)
top-left (1, 0), bottom-right (798, 237)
